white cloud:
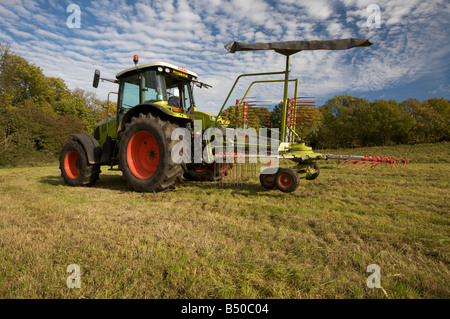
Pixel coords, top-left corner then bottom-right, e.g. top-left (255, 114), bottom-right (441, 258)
top-left (0, 0), bottom-right (448, 115)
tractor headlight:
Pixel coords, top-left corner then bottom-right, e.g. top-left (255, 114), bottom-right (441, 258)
top-left (157, 67), bottom-right (163, 72)
top-left (210, 116), bottom-right (216, 121)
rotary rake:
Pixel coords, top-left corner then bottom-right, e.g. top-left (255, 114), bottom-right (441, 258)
top-left (209, 38), bottom-right (409, 192)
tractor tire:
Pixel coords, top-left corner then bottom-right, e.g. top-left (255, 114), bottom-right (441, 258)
top-left (275, 168), bottom-right (299, 193)
top-left (259, 168), bottom-right (276, 189)
top-left (118, 112), bottom-right (183, 192)
top-left (305, 162), bottom-right (320, 180)
top-left (183, 162), bottom-right (233, 181)
top-left (60, 139), bottom-right (101, 187)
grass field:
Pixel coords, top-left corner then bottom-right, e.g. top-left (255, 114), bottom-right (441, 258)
top-left (0, 143), bottom-right (449, 299)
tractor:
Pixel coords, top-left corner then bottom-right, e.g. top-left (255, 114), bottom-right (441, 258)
top-left (59, 56), bottom-right (232, 192)
top-left (60, 38), bottom-right (378, 193)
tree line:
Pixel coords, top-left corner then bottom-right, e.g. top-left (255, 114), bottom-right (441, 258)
top-left (0, 43), bottom-right (115, 166)
top-left (1, 43), bottom-right (448, 166)
top-left (222, 95), bottom-right (449, 149)
top-left (310, 95), bottom-right (449, 149)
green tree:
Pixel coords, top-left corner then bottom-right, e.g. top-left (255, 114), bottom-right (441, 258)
top-left (54, 97), bottom-right (97, 135)
top-left (369, 99), bottom-right (412, 146)
top-left (317, 94), bottom-right (369, 148)
top-left (47, 77), bottom-right (71, 103)
top-left (269, 102), bottom-right (283, 129)
top-left (71, 87), bottom-right (116, 126)
top-left (295, 106), bottom-right (323, 143)
top-left (0, 52), bottom-right (53, 109)
top-left (0, 100), bottom-right (85, 166)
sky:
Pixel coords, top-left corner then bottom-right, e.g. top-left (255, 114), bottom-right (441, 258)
top-left (0, 0), bottom-right (449, 114)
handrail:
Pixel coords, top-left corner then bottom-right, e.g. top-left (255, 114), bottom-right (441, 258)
top-left (214, 71), bottom-right (286, 125)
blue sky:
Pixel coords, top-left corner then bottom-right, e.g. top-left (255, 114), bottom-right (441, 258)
top-left (0, 0), bottom-right (449, 113)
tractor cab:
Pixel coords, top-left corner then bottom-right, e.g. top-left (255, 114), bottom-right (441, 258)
top-left (93, 60), bottom-right (229, 148)
top-left (115, 61), bottom-right (197, 122)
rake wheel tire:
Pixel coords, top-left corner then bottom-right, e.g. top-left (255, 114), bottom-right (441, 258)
top-left (60, 139), bottom-right (101, 187)
top-left (305, 162), bottom-right (320, 180)
top-left (275, 168), bottom-right (299, 193)
top-left (118, 112), bottom-right (183, 192)
top-left (259, 168), bottom-right (276, 189)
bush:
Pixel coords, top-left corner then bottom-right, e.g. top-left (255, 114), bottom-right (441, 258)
top-left (0, 101), bottom-right (86, 166)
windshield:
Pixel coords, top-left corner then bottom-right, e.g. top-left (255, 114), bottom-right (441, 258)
top-left (118, 70), bottom-right (166, 112)
top-left (118, 68), bottom-right (194, 114)
top-left (143, 71), bottom-right (166, 102)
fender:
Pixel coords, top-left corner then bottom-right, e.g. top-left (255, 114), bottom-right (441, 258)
top-left (69, 134), bottom-right (102, 164)
top-left (118, 103), bottom-right (191, 133)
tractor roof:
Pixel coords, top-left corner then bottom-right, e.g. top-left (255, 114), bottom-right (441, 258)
top-left (116, 61), bottom-right (198, 79)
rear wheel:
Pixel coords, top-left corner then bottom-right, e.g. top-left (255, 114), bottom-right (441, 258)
top-left (275, 168), bottom-right (299, 193)
top-left (59, 139), bottom-right (100, 186)
top-left (118, 113), bottom-right (183, 192)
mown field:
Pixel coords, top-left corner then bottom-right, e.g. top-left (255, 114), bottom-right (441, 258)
top-left (0, 143), bottom-right (449, 299)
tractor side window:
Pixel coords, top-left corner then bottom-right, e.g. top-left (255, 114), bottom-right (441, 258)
top-left (167, 87), bottom-right (181, 108)
top-left (183, 84), bottom-right (192, 110)
top-left (120, 75), bottom-right (140, 110)
top-left (166, 82), bottom-right (192, 111)
top-left (143, 71), bottom-right (166, 102)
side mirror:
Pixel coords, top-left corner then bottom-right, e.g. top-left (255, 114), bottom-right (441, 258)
top-left (93, 69), bottom-right (100, 88)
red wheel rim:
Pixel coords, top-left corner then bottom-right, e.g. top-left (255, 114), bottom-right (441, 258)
top-left (195, 163), bottom-right (211, 173)
top-left (262, 174), bottom-right (275, 186)
top-left (278, 173), bottom-right (293, 189)
top-left (127, 130), bottom-right (160, 179)
top-left (64, 150), bottom-right (81, 179)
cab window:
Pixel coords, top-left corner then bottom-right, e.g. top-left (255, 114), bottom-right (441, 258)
top-left (143, 71), bottom-right (166, 102)
top-left (119, 74), bottom-right (140, 110)
top-left (166, 80), bottom-right (193, 111)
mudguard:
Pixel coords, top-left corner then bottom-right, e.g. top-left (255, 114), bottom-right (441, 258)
top-left (69, 134), bottom-right (102, 164)
top-left (118, 103), bottom-right (191, 133)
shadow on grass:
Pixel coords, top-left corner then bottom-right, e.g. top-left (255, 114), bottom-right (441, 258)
top-left (39, 174), bottom-right (129, 192)
top-left (40, 174), bottom-right (300, 198)
top-left (179, 180), bottom-right (307, 198)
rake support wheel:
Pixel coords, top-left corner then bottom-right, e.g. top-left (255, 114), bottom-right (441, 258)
top-left (259, 168), bottom-right (276, 189)
top-left (305, 162), bottom-right (320, 180)
top-left (275, 168), bottom-right (299, 193)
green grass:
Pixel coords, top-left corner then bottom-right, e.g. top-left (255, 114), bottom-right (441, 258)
top-left (0, 143), bottom-right (449, 298)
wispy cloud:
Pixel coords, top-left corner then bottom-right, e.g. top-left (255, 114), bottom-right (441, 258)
top-left (0, 0), bottom-right (448, 114)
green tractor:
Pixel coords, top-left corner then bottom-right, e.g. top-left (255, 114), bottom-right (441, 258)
top-left (59, 56), bottom-right (230, 192)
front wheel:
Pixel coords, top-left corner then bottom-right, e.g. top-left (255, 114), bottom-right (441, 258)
top-left (59, 139), bottom-right (100, 186)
